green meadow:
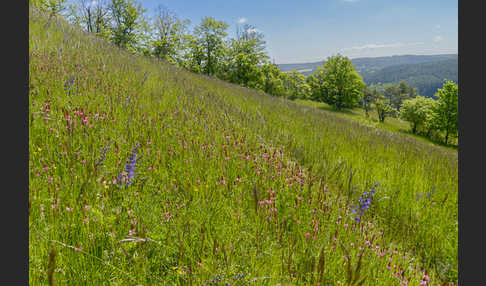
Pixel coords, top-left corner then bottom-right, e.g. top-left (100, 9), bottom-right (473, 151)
top-left (293, 99), bottom-right (458, 149)
top-left (29, 9), bottom-right (457, 286)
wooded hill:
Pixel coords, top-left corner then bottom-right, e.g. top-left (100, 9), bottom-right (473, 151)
top-left (278, 54), bottom-right (458, 98)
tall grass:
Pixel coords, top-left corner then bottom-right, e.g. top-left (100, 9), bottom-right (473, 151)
top-left (29, 8), bottom-right (457, 285)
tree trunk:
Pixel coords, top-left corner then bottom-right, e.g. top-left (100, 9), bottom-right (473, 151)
top-left (445, 130), bottom-right (449, 145)
top-left (412, 123), bottom-right (417, 134)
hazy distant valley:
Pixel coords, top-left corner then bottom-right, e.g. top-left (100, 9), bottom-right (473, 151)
top-left (278, 54), bottom-right (458, 98)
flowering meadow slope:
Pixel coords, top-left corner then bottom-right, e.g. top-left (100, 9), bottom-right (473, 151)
top-left (29, 9), bottom-right (457, 285)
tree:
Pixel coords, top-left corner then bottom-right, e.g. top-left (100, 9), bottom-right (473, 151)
top-left (398, 81), bottom-right (418, 98)
top-left (381, 81), bottom-right (418, 111)
top-left (307, 73), bottom-right (325, 102)
top-left (311, 54), bottom-right (365, 110)
top-left (374, 94), bottom-right (396, 123)
top-left (182, 34), bottom-right (205, 73)
top-left (362, 86), bottom-right (377, 117)
top-left (30, 0), bottom-right (67, 15)
top-left (193, 17), bottom-right (229, 76)
top-left (108, 0), bottom-right (147, 52)
top-left (225, 23), bottom-right (268, 88)
top-left (66, 0), bottom-right (110, 39)
top-left (399, 96), bottom-right (435, 134)
top-left (428, 80), bottom-right (458, 144)
top-left (260, 62), bottom-right (286, 97)
top-left (283, 71), bottom-right (310, 100)
top-left (150, 5), bottom-right (189, 64)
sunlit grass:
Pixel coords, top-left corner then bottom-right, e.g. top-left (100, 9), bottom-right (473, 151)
top-left (29, 8), bottom-right (457, 285)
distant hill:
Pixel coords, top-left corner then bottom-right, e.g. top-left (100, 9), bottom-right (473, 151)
top-left (277, 54), bottom-right (458, 98)
top-left (364, 59), bottom-right (457, 98)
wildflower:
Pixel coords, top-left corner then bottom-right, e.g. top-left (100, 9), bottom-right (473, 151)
top-left (118, 146), bottom-right (139, 186)
top-left (352, 184), bottom-right (378, 223)
top-left (95, 144), bottom-right (110, 168)
top-left (64, 76), bottom-right (75, 96)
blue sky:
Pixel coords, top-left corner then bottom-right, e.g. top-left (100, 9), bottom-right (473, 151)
top-left (81, 0), bottom-right (458, 64)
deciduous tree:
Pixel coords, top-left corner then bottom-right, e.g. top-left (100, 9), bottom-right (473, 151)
top-left (399, 96), bottom-right (435, 134)
top-left (428, 80), bottom-right (458, 144)
top-left (311, 55), bottom-right (365, 110)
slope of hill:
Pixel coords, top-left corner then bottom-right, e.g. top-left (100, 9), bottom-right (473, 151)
top-left (278, 54), bottom-right (458, 97)
top-left (29, 9), bottom-right (457, 285)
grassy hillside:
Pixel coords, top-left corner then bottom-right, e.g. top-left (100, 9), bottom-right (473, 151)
top-left (293, 99), bottom-right (458, 148)
top-left (29, 9), bottom-right (457, 285)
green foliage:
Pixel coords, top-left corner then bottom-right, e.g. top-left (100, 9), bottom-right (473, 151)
top-left (192, 17), bottom-right (229, 76)
top-left (224, 24), bottom-right (268, 89)
top-left (311, 55), bottom-right (365, 110)
top-left (278, 55), bottom-right (458, 98)
top-left (379, 81), bottom-right (417, 111)
top-left (282, 71), bottom-right (311, 100)
top-left (374, 95), bottom-right (396, 123)
top-left (400, 96), bottom-right (435, 134)
top-left (365, 59), bottom-right (458, 98)
top-left (149, 5), bottom-right (190, 65)
top-left (30, 0), bottom-right (67, 14)
top-left (428, 80), bottom-right (458, 144)
top-left (361, 86), bottom-right (377, 117)
top-left (260, 62), bottom-right (287, 96)
top-left (66, 0), bottom-right (111, 40)
top-left (108, 0), bottom-right (147, 52)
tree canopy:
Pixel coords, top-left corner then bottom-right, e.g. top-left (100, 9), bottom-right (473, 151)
top-left (311, 55), bottom-right (365, 110)
top-left (400, 96), bottom-right (435, 134)
top-left (428, 80), bottom-right (458, 144)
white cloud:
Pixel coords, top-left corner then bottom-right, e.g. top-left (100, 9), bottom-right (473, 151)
top-left (342, 0), bottom-right (359, 2)
top-left (238, 17), bottom-right (247, 24)
top-left (342, 42), bottom-right (424, 51)
top-left (433, 35), bottom-right (443, 42)
top-left (88, 1), bottom-right (98, 7)
top-left (435, 24), bottom-right (441, 29)
top-left (246, 28), bottom-right (260, 34)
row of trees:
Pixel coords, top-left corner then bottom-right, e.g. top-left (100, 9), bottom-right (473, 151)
top-left (30, 0), bottom-right (458, 145)
top-left (400, 80), bottom-right (458, 144)
top-left (360, 80), bottom-right (458, 145)
top-left (30, 0), bottom-right (320, 98)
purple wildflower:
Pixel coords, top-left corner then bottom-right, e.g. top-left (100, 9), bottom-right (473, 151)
top-left (117, 146), bottom-right (140, 186)
top-left (352, 183), bottom-right (378, 223)
top-left (64, 76), bottom-right (75, 96)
